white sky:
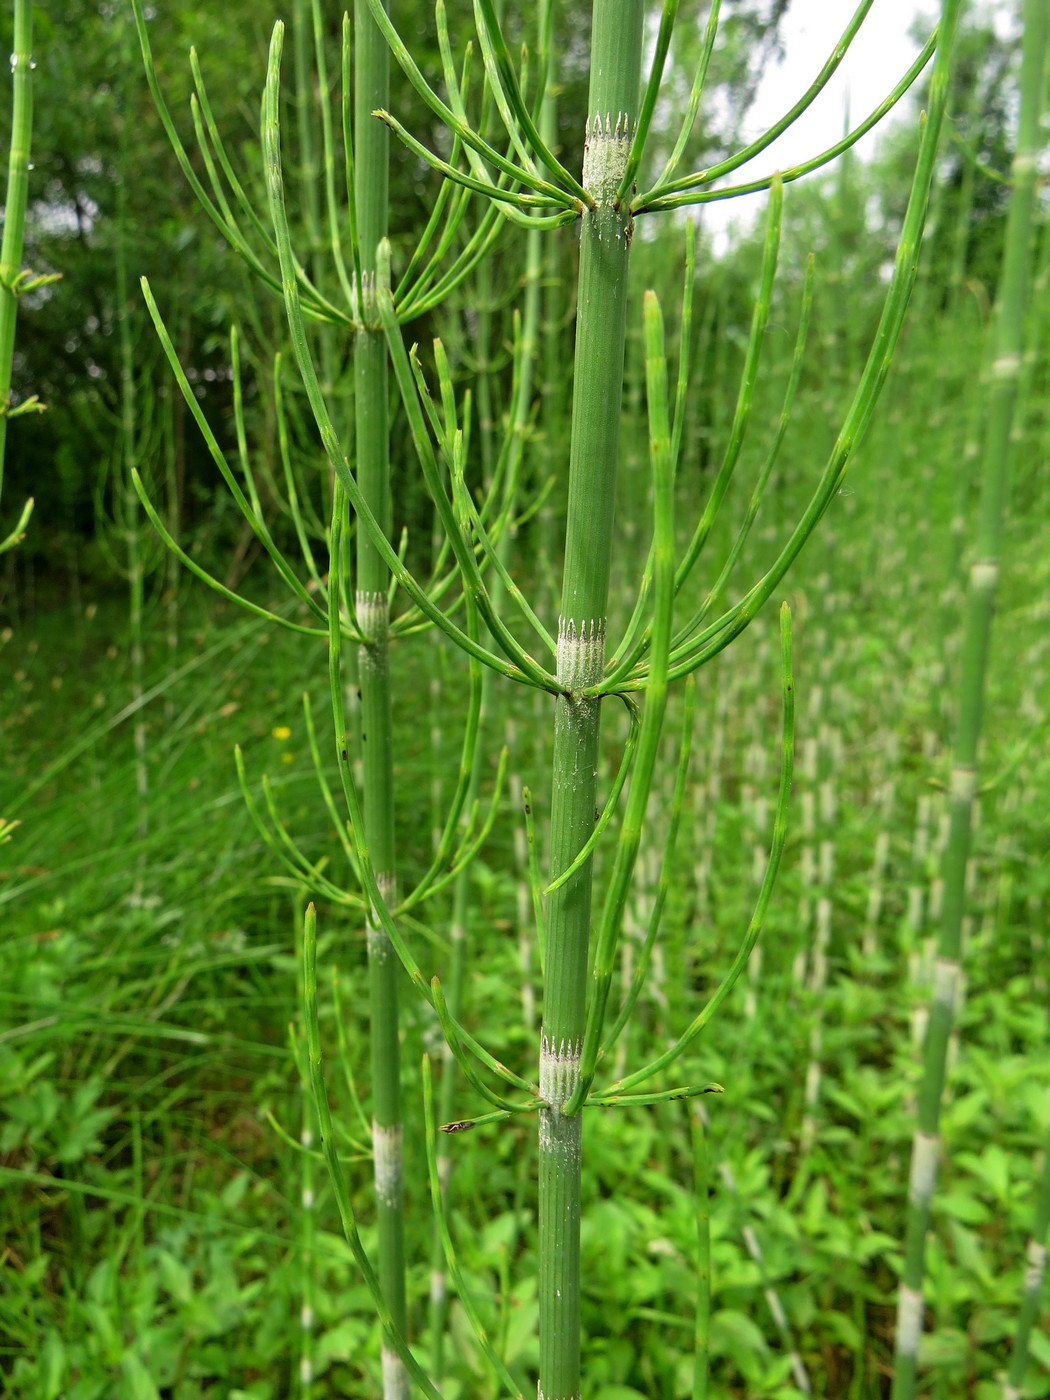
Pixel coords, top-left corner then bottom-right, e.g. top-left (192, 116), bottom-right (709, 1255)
top-left (699, 0), bottom-right (1016, 244)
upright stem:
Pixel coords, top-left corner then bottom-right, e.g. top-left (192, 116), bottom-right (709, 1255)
top-left (296, 900), bottom-right (318, 1399)
top-left (539, 7), bottom-right (643, 1397)
top-left (116, 31), bottom-right (148, 852)
top-left (0, 0), bottom-right (33, 486)
top-left (354, 4), bottom-right (407, 1397)
top-left (891, 3), bottom-right (1048, 1396)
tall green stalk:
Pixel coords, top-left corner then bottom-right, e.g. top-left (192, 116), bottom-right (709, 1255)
top-left (539, 8), bottom-right (643, 1397)
top-left (0, 0), bottom-right (38, 550)
top-left (891, 4), bottom-right (1049, 1396)
top-left (353, 5), bottom-right (407, 1397)
top-left (115, 31), bottom-right (149, 854)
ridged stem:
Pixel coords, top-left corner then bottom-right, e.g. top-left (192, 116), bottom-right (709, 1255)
top-left (354, 5), bottom-right (407, 1397)
top-left (891, 3), bottom-right (1047, 1396)
top-left (539, 6), bottom-right (643, 1397)
top-left (0, 0), bottom-right (33, 487)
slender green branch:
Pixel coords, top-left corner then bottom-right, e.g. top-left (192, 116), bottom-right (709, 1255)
top-left (666, 252), bottom-right (814, 662)
top-left (421, 1056), bottom-right (529, 1398)
top-left (139, 281), bottom-right (330, 625)
top-left (607, 602), bottom-right (794, 1095)
top-left (637, 8), bottom-right (962, 689)
top-left (600, 676), bottom-right (696, 1055)
top-left (635, 33), bottom-right (936, 214)
top-left (363, 0), bottom-right (584, 210)
top-left (564, 288), bottom-right (678, 1117)
top-left (261, 35), bottom-right (547, 684)
top-left (651, 0), bottom-right (721, 194)
top-left (130, 470), bottom-right (328, 637)
top-left (586, 1083), bottom-right (723, 1108)
top-left (472, 0), bottom-right (591, 203)
top-left (638, 0), bottom-right (877, 204)
top-left (674, 180), bottom-right (783, 596)
top-left (543, 696), bottom-right (641, 896)
top-left (616, 0), bottom-right (679, 204)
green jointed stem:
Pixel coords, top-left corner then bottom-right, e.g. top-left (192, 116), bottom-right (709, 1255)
top-left (353, 5), bottom-right (407, 1396)
top-left (0, 0), bottom-right (35, 528)
top-left (891, 3), bottom-right (1046, 1397)
top-left (539, 7), bottom-right (643, 1398)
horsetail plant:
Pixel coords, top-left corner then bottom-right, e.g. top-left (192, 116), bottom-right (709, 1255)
top-left (134, 2), bottom-right (544, 1392)
top-left (351, 6), bottom-right (409, 1392)
top-left (891, 4), bottom-right (1049, 1395)
top-left (316, 0), bottom-right (960, 1384)
top-left (429, 8), bottom-right (556, 1376)
top-left (1, 0), bottom-right (54, 555)
top-left (1, 0), bottom-right (54, 854)
top-left (135, 0), bottom-right (966, 1390)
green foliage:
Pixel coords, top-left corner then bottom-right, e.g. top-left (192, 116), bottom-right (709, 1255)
top-left (3, 1), bottom-right (1050, 1397)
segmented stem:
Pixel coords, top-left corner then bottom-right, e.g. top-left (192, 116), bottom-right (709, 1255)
top-left (538, 7), bottom-right (643, 1396)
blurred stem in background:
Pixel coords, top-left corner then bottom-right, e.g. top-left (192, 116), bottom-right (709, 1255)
top-left (891, 3), bottom-right (1049, 1397)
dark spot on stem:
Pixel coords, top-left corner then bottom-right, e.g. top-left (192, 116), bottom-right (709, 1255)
top-left (341, 749), bottom-right (347, 761)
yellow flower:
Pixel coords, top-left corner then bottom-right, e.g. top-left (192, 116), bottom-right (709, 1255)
top-left (272, 725), bottom-right (291, 740)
